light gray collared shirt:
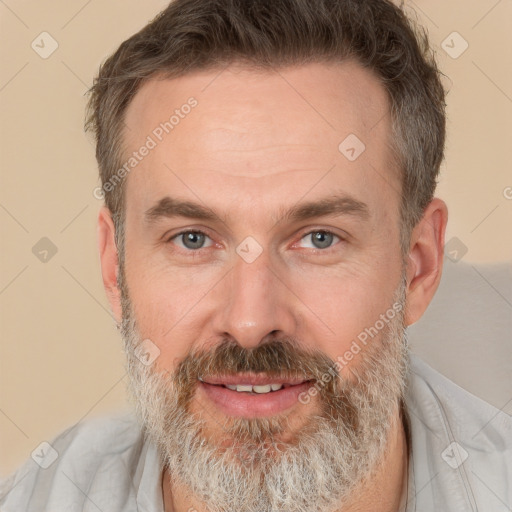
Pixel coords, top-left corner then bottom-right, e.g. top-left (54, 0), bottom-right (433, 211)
top-left (1, 355), bottom-right (511, 511)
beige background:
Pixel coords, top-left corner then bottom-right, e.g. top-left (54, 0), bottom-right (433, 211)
top-left (1, 0), bottom-right (511, 477)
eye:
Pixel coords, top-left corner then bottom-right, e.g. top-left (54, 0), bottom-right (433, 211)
top-left (170, 231), bottom-right (213, 250)
top-left (298, 230), bottom-right (341, 250)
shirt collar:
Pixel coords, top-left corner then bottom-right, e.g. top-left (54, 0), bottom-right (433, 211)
top-left (135, 436), bottom-right (166, 512)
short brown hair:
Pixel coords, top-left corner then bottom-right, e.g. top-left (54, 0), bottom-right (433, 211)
top-left (85, 0), bottom-right (445, 255)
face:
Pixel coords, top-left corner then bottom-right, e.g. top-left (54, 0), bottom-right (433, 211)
top-left (121, 60), bottom-right (405, 374)
top-left (106, 60), bottom-right (418, 510)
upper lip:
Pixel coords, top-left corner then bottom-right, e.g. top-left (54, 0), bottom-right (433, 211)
top-left (200, 374), bottom-right (311, 386)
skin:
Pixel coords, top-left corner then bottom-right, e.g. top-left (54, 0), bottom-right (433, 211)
top-left (97, 61), bottom-right (448, 511)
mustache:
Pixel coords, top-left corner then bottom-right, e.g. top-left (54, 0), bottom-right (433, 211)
top-left (176, 337), bottom-right (339, 382)
top-left (170, 337), bottom-right (344, 408)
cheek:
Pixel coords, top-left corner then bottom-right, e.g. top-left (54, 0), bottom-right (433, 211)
top-left (289, 261), bottom-right (399, 359)
top-left (124, 255), bottom-right (224, 367)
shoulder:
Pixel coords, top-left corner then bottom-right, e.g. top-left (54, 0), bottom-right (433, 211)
top-left (0, 411), bottom-right (146, 512)
top-left (408, 354), bottom-right (512, 444)
top-left (405, 354), bottom-right (512, 510)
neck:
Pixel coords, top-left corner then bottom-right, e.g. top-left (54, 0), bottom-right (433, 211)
top-left (162, 407), bottom-right (409, 512)
top-left (340, 406), bottom-right (409, 511)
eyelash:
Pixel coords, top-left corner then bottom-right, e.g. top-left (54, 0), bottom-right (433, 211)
top-left (167, 229), bottom-right (344, 254)
top-left (169, 230), bottom-right (215, 252)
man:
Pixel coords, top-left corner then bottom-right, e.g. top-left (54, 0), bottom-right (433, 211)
top-left (1, 0), bottom-right (510, 510)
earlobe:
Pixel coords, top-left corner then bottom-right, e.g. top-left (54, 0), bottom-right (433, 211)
top-left (97, 207), bottom-right (122, 323)
top-left (404, 198), bottom-right (448, 326)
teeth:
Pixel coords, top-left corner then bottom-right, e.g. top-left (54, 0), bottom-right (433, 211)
top-left (253, 384), bottom-right (271, 393)
top-left (224, 383), bottom-right (284, 393)
top-left (236, 384), bottom-right (253, 393)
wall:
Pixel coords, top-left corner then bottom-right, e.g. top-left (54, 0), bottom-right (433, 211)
top-left (1, 0), bottom-right (511, 477)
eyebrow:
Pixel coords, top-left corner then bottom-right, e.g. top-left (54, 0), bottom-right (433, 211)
top-left (145, 197), bottom-right (219, 223)
top-left (143, 194), bottom-right (369, 226)
top-left (279, 194), bottom-right (369, 224)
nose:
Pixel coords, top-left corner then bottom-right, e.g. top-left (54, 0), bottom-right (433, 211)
top-left (211, 248), bottom-right (297, 349)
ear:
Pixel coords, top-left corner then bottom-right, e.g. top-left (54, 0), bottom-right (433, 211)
top-left (404, 197), bottom-right (448, 326)
top-left (97, 207), bottom-right (122, 324)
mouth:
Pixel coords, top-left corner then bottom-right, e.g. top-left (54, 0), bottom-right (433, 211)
top-left (198, 374), bottom-right (315, 417)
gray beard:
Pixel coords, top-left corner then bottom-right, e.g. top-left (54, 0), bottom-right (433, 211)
top-left (120, 278), bottom-right (409, 512)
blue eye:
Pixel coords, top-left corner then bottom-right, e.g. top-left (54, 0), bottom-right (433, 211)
top-left (172, 231), bottom-right (213, 250)
top-left (300, 231), bottom-right (340, 249)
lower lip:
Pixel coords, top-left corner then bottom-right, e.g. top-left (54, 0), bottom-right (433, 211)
top-left (199, 381), bottom-right (313, 418)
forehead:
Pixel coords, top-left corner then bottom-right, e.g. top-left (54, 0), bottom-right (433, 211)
top-left (121, 60), bottom-right (400, 223)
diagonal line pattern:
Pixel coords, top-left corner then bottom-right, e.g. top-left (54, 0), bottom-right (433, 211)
top-left (163, 267), bottom-right (235, 337)
top-left (472, 61), bottom-right (512, 104)
top-left (0, 62), bottom-right (29, 92)
top-left (472, 0), bottom-right (503, 30)
top-left (265, 265), bottom-right (336, 335)
top-left (200, 64), bottom-right (229, 92)
top-left (60, 205), bottom-right (89, 234)
top-left (368, 162), bottom-right (401, 198)
top-left (273, 68), bottom-right (336, 130)
top-left (75, 373), bottom-right (127, 426)
top-left (470, 205), bottom-right (499, 233)
top-left (61, 470), bottom-right (105, 512)
top-left (408, 1), bottom-right (439, 29)
top-left (411, 470), bottom-right (440, 502)
top-left (61, 266), bottom-right (115, 320)
top-left (267, 164), bottom-right (337, 233)
top-left (369, 110), bottom-right (390, 133)
top-left (0, 0), bottom-right (29, 29)
top-left (470, 395), bottom-right (512, 441)
top-left (0, 265), bottom-right (29, 295)
top-left (0, 203), bottom-right (29, 233)
top-left (0, 471), bottom-right (30, 498)
top-left (61, 61), bottom-right (89, 89)
top-left (471, 470), bottom-right (510, 510)
top-left (0, 408), bottom-right (29, 439)
top-left (470, 265), bottom-right (512, 308)
top-left (163, 164), bottom-right (230, 231)
top-left (61, 0), bottom-right (93, 29)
